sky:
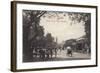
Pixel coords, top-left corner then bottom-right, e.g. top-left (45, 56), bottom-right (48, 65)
top-left (40, 12), bottom-right (86, 43)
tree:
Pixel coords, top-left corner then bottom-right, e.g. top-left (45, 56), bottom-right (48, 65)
top-left (23, 10), bottom-right (46, 61)
top-left (68, 12), bottom-right (91, 48)
top-left (45, 33), bottom-right (54, 48)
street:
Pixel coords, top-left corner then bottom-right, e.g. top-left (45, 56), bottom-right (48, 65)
top-left (30, 49), bottom-right (91, 62)
top-left (51, 49), bottom-right (91, 61)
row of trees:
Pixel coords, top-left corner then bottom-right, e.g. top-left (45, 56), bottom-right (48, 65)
top-left (23, 10), bottom-right (56, 61)
top-left (68, 12), bottom-right (91, 47)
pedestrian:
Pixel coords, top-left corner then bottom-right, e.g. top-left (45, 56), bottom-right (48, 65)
top-left (50, 49), bottom-right (53, 58)
top-left (39, 49), bottom-right (42, 58)
top-left (39, 49), bottom-right (45, 60)
top-left (54, 48), bottom-right (57, 57)
top-left (33, 48), bottom-right (37, 58)
top-left (45, 49), bottom-right (49, 59)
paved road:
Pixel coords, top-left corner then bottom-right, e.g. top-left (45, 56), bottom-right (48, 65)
top-left (34, 49), bottom-right (91, 62)
top-left (53, 49), bottom-right (90, 59)
top-left (24, 49), bottom-right (91, 62)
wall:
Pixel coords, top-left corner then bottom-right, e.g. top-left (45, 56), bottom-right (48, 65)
top-left (0, 0), bottom-right (99, 73)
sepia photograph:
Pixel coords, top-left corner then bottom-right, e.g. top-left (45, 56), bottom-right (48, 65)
top-left (11, 1), bottom-right (97, 72)
top-left (23, 10), bottom-right (91, 62)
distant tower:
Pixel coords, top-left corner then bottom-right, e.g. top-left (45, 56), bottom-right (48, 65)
top-left (56, 37), bottom-right (58, 43)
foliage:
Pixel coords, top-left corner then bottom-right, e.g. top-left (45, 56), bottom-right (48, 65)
top-left (68, 12), bottom-right (91, 46)
top-left (23, 10), bottom-right (56, 60)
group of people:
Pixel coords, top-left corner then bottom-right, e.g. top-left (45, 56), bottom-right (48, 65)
top-left (31, 44), bottom-right (90, 62)
top-left (32, 46), bottom-right (73, 60)
top-left (33, 48), bottom-right (55, 60)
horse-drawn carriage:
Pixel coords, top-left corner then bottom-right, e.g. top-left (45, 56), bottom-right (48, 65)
top-left (66, 46), bottom-right (73, 57)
